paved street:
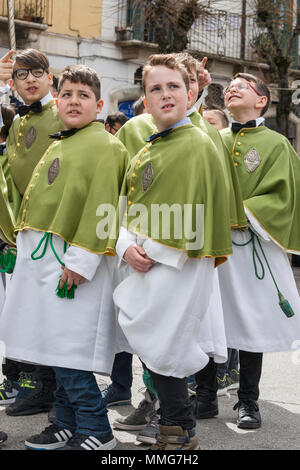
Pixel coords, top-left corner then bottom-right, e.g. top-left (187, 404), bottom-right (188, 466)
top-left (0, 267), bottom-right (299, 451)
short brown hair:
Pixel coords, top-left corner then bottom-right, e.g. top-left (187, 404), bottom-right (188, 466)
top-left (232, 73), bottom-right (270, 116)
top-left (204, 104), bottom-right (229, 128)
top-left (58, 65), bottom-right (101, 101)
top-left (172, 52), bottom-right (201, 77)
top-left (142, 54), bottom-right (190, 93)
top-left (13, 49), bottom-right (49, 73)
top-left (105, 112), bottom-right (128, 128)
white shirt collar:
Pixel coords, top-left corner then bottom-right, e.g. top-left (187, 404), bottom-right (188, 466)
top-left (40, 91), bottom-right (54, 106)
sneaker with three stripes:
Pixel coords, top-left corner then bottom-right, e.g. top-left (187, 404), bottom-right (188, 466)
top-left (24, 423), bottom-right (73, 450)
top-left (61, 433), bottom-right (117, 450)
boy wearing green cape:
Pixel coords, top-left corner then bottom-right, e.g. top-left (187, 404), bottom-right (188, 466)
top-left (0, 49), bottom-right (63, 417)
top-left (195, 73), bottom-right (300, 430)
top-left (113, 54), bottom-right (232, 450)
top-left (0, 65), bottom-right (129, 450)
top-left (111, 53), bottom-right (246, 440)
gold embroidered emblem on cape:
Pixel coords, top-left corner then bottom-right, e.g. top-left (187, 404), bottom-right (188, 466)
top-left (142, 162), bottom-right (154, 192)
top-left (25, 126), bottom-right (36, 149)
top-left (244, 148), bottom-right (260, 173)
top-left (48, 157), bottom-right (60, 185)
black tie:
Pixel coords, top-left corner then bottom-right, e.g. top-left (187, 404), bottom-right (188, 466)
top-left (49, 128), bottom-right (78, 140)
top-left (146, 128), bottom-right (173, 143)
top-left (17, 101), bottom-right (43, 117)
top-left (231, 120), bottom-right (257, 133)
top-left (0, 143), bottom-right (6, 156)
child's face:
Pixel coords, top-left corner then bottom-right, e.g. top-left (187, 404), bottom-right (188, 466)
top-left (57, 80), bottom-right (103, 130)
top-left (144, 65), bottom-right (192, 132)
top-left (224, 78), bottom-right (266, 117)
top-left (188, 68), bottom-right (199, 107)
top-left (10, 65), bottom-right (52, 105)
top-left (203, 110), bottom-right (226, 131)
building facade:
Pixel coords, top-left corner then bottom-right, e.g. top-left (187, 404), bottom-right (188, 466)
top-left (0, 0), bottom-right (300, 148)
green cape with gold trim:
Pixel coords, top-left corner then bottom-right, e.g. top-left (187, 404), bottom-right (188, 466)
top-left (15, 122), bottom-right (129, 255)
top-left (221, 125), bottom-right (300, 252)
top-left (0, 100), bottom-right (63, 245)
top-left (117, 112), bottom-right (247, 230)
top-left (123, 124), bottom-right (233, 264)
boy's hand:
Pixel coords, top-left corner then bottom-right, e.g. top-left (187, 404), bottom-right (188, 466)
top-left (198, 57), bottom-right (211, 91)
top-left (60, 266), bottom-right (86, 290)
top-left (124, 245), bottom-right (154, 273)
top-left (0, 50), bottom-right (14, 85)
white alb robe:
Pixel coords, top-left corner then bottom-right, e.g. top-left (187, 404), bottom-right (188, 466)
top-left (113, 228), bottom-right (228, 378)
top-left (0, 230), bottom-right (119, 375)
top-left (218, 212), bottom-right (300, 353)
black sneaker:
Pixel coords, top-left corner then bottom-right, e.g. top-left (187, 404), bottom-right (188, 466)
top-left (0, 431), bottom-right (8, 446)
top-left (6, 383), bottom-right (54, 416)
top-left (25, 424), bottom-right (73, 450)
top-left (234, 400), bottom-right (261, 429)
top-left (136, 411), bottom-right (160, 444)
top-left (61, 432), bottom-right (116, 450)
top-left (190, 392), bottom-right (218, 419)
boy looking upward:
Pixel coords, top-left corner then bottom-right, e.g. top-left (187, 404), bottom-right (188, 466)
top-left (113, 54), bottom-right (232, 450)
top-left (197, 73), bottom-right (300, 429)
top-left (0, 65), bottom-right (129, 450)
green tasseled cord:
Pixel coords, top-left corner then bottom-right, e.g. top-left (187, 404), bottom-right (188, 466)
top-left (31, 232), bottom-right (76, 300)
top-left (56, 278), bottom-right (77, 299)
top-left (0, 247), bottom-right (17, 274)
top-left (233, 229), bottom-right (295, 318)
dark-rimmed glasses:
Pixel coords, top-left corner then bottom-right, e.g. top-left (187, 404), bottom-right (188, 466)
top-left (12, 68), bottom-right (47, 81)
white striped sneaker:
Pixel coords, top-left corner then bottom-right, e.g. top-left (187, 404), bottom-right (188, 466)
top-left (25, 424), bottom-right (73, 450)
top-left (61, 433), bottom-right (117, 450)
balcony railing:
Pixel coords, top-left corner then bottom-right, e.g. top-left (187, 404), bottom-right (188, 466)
top-left (188, 9), bottom-right (299, 68)
top-left (116, 2), bottom-right (299, 68)
top-left (116, 0), bottom-right (155, 43)
top-left (1, 0), bottom-right (53, 26)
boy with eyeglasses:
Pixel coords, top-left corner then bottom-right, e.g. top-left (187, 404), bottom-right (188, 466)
top-left (196, 73), bottom-right (300, 429)
top-left (0, 49), bottom-right (62, 418)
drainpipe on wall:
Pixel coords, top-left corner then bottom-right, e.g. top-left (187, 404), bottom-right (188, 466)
top-left (69, 0), bottom-right (81, 63)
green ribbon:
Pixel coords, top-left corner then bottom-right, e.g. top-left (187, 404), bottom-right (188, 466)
top-left (232, 229), bottom-right (295, 318)
top-left (31, 232), bottom-right (77, 299)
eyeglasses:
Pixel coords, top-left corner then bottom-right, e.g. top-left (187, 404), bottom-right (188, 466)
top-left (223, 82), bottom-right (262, 97)
top-left (12, 68), bottom-right (47, 81)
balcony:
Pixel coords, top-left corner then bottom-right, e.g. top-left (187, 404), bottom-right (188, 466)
top-left (0, 0), bottom-right (53, 49)
top-left (188, 9), bottom-right (299, 69)
top-left (115, 0), bottom-right (158, 60)
top-left (1, 0), bottom-right (53, 25)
